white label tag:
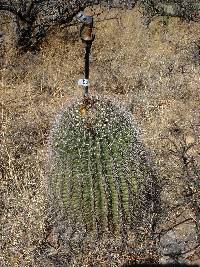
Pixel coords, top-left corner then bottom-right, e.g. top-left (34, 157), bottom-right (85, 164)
top-left (78, 79), bottom-right (89, 87)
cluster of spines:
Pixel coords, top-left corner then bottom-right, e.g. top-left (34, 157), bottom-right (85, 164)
top-left (49, 96), bottom-right (146, 237)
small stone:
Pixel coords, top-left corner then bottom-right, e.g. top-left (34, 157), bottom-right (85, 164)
top-left (185, 135), bottom-right (195, 145)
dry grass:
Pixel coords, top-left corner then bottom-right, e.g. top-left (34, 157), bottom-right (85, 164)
top-left (0, 6), bottom-right (200, 266)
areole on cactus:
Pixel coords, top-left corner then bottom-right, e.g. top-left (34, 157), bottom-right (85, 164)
top-left (48, 95), bottom-right (157, 239)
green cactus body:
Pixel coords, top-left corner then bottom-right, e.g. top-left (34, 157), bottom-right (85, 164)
top-left (49, 95), bottom-right (151, 238)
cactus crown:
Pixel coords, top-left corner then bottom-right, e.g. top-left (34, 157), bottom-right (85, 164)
top-left (49, 95), bottom-right (152, 238)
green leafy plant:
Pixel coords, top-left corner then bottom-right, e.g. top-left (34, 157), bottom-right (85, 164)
top-left (48, 95), bottom-right (158, 238)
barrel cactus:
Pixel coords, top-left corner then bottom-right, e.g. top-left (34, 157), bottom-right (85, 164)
top-left (48, 95), bottom-right (158, 241)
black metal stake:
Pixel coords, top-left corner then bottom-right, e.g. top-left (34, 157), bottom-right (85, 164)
top-left (84, 41), bottom-right (92, 97)
top-left (77, 12), bottom-right (95, 98)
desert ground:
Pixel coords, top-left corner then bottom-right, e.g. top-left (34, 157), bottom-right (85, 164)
top-left (0, 6), bottom-right (200, 266)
